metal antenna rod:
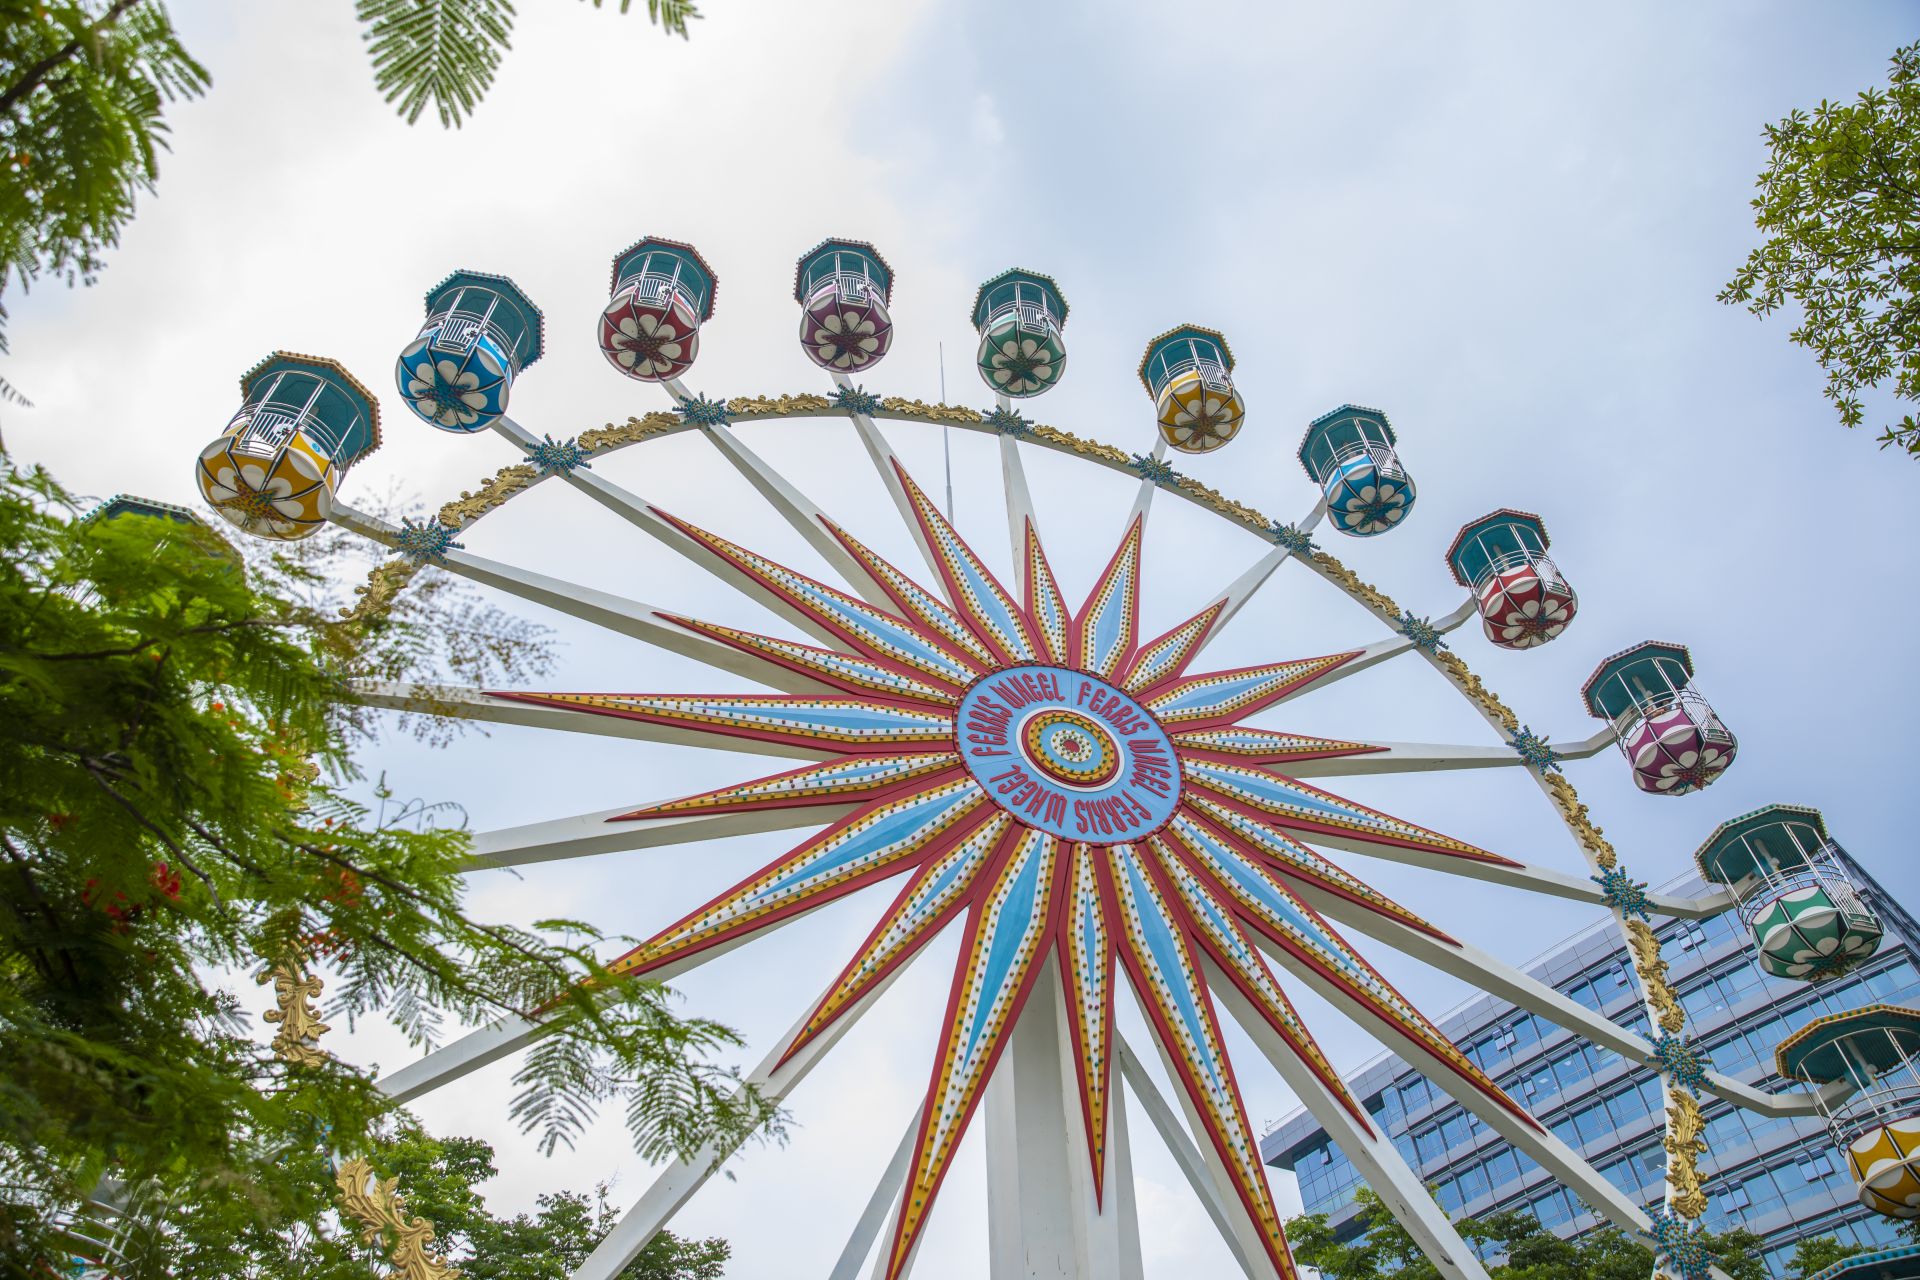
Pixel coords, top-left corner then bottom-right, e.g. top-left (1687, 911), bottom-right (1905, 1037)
top-left (940, 341), bottom-right (953, 521)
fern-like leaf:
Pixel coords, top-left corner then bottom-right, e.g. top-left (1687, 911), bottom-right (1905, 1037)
top-left (356, 0), bottom-right (517, 129)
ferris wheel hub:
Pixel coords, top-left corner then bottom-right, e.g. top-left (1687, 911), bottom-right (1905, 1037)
top-left (958, 664), bottom-right (1179, 844)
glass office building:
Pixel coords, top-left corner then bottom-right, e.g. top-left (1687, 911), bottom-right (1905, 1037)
top-left (1260, 849), bottom-right (1920, 1277)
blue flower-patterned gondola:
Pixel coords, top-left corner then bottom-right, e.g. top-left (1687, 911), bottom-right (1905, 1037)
top-left (395, 271), bottom-right (544, 433)
top-left (1298, 404), bottom-right (1416, 537)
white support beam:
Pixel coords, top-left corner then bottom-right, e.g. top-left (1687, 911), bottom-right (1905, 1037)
top-left (984, 962), bottom-right (1144, 1280)
top-left (841, 386), bottom-right (947, 588)
top-left (660, 379), bottom-right (897, 609)
top-left (1207, 970), bottom-right (1491, 1280)
top-left (345, 680), bottom-right (835, 760)
top-left (1279, 727), bottom-right (1616, 778)
top-left (463, 800), bottom-right (844, 871)
top-left (328, 504), bottom-right (831, 696)
top-left (1293, 881), bottom-right (1839, 1118)
top-left (571, 963), bottom-right (914, 1280)
top-left (1240, 932), bottom-right (1738, 1280)
top-left (1197, 498), bottom-right (1325, 643)
top-left (999, 431), bottom-right (1039, 597)
top-left (1124, 438), bottom-right (1167, 528)
top-left (490, 418), bottom-right (848, 650)
top-left (1114, 1031), bottom-right (1260, 1278)
top-left (829, 1104), bottom-right (922, 1280)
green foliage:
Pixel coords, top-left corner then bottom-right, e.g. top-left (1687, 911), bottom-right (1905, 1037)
top-left (152, 1123), bottom-right (730, 1278)
top-left (356, 0), bottom-right (700, 127)
top-left (0, 461), bottom-right (778, 1273)
top-left (1784, 1235), bottom-right (1866, 1279)
top-left (0, 0), bottom-right (696, 394)
top-left (1283, 1185), bottom-right (1776, 1280)
top-left (1722, 41), bottom-right (1920, 456)
top-left (0, 0), bottom-right (206, 397)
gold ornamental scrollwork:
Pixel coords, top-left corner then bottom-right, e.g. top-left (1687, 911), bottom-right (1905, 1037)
top-left (335, 1157), bottom-right (461, 1280)
top-left (1429, 651), bottom-right (1522, 734)
top-left (436, 463), bottom-right (540, 530)
top-left (1540, 773), bottom-right (1619, 869)
top-left (1626, 918), bottom-right (1689, 1035)
top-left (879, 396), bottom-right (982, 424)
top-left (727, 392), bottom-right (833, 418)
top-left (1664, 1092), bottom-right (1711, 1219)
top-left (1306, 551), bottom-right (1405, 621)
top-left (258, 954), bottom-right (329, 1067)
top-left (578, 411), bottom-right (683, 454)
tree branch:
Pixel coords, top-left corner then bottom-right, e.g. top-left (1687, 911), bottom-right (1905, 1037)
top-left (0, 0), bottom-right (146, 119)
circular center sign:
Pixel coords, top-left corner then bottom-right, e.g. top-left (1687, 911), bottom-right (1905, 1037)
top-left (956, 664), bottom-right (1180, 844)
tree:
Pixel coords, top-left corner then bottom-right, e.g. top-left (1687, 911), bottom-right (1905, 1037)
top-left (0, 0), bottom-right (698, 385)
top-left (154, 1123), bottom-right (731, 1278)
top-left (1283, 1186), bottom-right (1777, 1280)
top-left (1784, 1235), bottom-right (1866, 1280)
top-left (0, 462), bottom-right (779, 1275)
top-left (1721, 41), bottom-right (1920, 457)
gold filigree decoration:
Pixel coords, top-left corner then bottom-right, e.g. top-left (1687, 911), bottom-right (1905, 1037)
top-left (1172, 474), bottom-right (1268, 531)
top-left (1540, 773), bottom-right (1618, 869)
top-left (1305, 551), bottom-right (1405, 620)
top-left (335, 1157), bottom-right (461, 1280)
top-left (728, 393), bottom-right (833, 418)
top-left (578, 411), bottom-right (683, 453)
top-left (343, 559), bottom-right (423, 624)
top-left (879, 396), bottom-right (982, 424)
top-left (1664, 1091), bottom-right (1711, 1219)
top-left (1429, 651), bottom-right (1522, 734)
top-left (258, 954), bottom-right (329, 1066)
top-left (436, 462), bottom-right (539, 530)
top-left (1627, 918), bottom-right (1688, 1034)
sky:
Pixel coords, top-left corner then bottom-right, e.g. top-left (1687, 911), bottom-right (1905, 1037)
top-left (10, 1), bottom-right (1920, 1276)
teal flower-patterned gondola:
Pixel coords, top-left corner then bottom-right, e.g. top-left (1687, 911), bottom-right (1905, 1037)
top-left (1697, 804), bottom-right (1884, 982)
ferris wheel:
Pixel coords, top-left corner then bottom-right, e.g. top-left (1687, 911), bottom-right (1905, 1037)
top-left (188, 236), bottom-right (1903, 1280)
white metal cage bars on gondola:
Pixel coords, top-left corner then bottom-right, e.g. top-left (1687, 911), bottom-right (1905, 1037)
top-left (1778, 1008), bottom-right (1920, 1222)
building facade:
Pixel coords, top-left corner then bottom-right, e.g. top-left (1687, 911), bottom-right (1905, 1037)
top-left (1261, 849), bottom-right (1920, 1277)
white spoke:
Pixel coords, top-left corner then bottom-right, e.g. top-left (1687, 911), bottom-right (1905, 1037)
top-left (1191, 497), bottom-right (1326, 651)
top-left (1279, 727), bottom-right (1616, 778)
top-left (464, 801), bottom-right (846, 871)
top-left (329, 504), bottom-right (833, 695)
top-left (656, 384), bottom-right (897, 609)
top-left (571, 960), bottom-right (920, 1280)
top-left (1210, 970), bottom-right (1491, 1280)
top-left (829, 1103), bottom-right (923, 1280)
top-left (346, 680), bottom-right (837, 760)
top-left (1240, 930), bottom-right (1736, 1278)
top-left (1112, 1032), bottom-right (1257, 1278)
top-left (489, 418), bottom-right (848, 649)
top-left (1285, 822), bottom-right (1717, 914)
top-left (1125, 437), bottom-right (1167, 527)
top-left (1269, 596), bottom-right (1480, 706)
top-left (839, 376), bottom-right (948, 588)
top-left (998, 426), bottom-right (1038, 595)
top-left (1291, 880), bottom-right (1821, 1116)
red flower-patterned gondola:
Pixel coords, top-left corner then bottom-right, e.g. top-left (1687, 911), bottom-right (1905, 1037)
top-left (795, 238), bottom-right (895, 373)
top-left (1444, 510), bottom-right (1578, 650)
top-left (598, 237), bottom-right (717, 384)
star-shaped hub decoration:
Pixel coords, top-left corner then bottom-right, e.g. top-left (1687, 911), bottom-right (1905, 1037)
top-left (487, 457), bottom-right (1545, 1279)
